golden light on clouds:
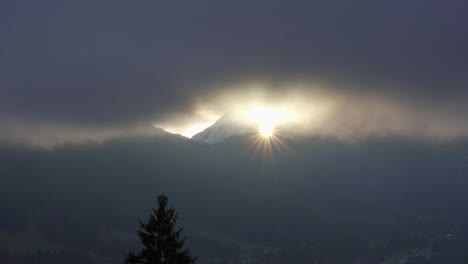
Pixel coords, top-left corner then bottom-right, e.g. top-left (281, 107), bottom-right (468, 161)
top-left (155, 86), bottom-right (304, 138)
top-left (5, 81), bottom-right (468, 148)
top-left (154, 81), bottom-right (468, 142)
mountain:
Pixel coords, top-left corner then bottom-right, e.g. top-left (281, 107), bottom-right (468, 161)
top-left (191, 115), bottom-right (256, 144)
top-left (2, 134), bottom-right (468, 263)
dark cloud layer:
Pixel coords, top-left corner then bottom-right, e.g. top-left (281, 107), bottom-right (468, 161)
top-left (1, 0), bottom-right (468, 143)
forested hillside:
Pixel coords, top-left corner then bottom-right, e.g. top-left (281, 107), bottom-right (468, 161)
top-left (1, 134), bottom-right (468, 263)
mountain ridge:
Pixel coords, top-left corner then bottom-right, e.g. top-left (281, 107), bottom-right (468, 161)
top-left (191, 115), bottom-right (256, 144)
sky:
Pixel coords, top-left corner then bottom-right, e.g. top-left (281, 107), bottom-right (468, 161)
top-left (1, 0), bottom-right (468, 146)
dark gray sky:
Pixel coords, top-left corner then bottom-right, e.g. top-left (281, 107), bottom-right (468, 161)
top-left (1, 0), bottom-right (468, 145)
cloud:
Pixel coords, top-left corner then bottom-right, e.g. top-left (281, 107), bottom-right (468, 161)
top-left (0, 118), bottom-right (167, 148)
top-left (1, 0), bottom-right (467, 145)
top-left (199, 83), bottom-right (468, 141)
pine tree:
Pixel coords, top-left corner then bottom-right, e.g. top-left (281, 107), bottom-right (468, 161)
top-left (124, 195), bottom-right (196, 264)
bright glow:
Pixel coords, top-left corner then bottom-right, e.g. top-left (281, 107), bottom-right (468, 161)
top-left (243, 106), bottom-right (297, 137)
top-left (259, 122), bottom-right (274, 137)
top-left (181, 122), bottom-right (215, 138)
top-left (154, 108), bottom-right (221, 138)
top-left (155, 120), bottom-right (217, 138)
top-left (249, 108), bottom-right (277, 137)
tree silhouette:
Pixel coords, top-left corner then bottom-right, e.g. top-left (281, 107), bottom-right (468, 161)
top-left (124, 195), bottom-right (196, 264)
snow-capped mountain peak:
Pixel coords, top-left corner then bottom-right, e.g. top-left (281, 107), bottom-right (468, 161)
top-left (191, 115), bottom-right (255, 144)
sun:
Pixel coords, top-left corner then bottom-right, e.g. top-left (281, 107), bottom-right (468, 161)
top-left (244, 107), bottom-right (279, 138)
top-left (259, 122), bottom-right (274, 137)
top-left (240, 104), bottom-right (297, 138)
